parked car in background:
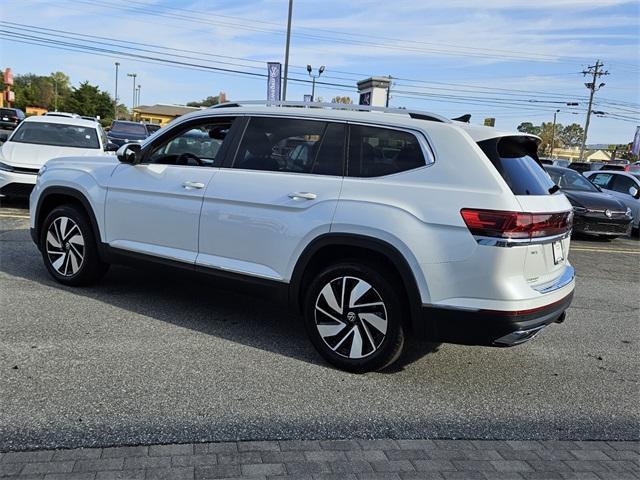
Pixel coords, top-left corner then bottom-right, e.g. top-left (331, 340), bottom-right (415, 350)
top-left (107, 120), bottom-right (159, 147)
top-left (30, 102), bottom-right (575, 372)
top-left (0, 115), bottom-right (117, 198)
top-left (567, 161), bottom-right (594, 174)
top-left (629, 162), bottom-right (640, 173)
top-left (0, 108), bottom-right (26, 130)
top-left (584, 170), bottom-right (640, 234)
top-left (545, 166), bottom-right (633, 239)
top-left (598, 163), bottom-right (627, 172)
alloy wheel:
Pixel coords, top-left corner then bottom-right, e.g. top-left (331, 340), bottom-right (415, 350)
top-left (46, 216), bottom-right (85, 277)
top-left (314, 276), bottom-right (388, 359)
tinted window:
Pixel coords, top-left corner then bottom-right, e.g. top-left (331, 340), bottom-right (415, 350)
top-left (148, 119), bottom-right (234, 167)
top-left (234, 117), bottom-right (344, 175)
top-left (146, 124), bottom-right (161, 134)
top-left (589, 173), bottom-right (614, 189)
top-left (545, 167), bottom-right (598, 192)
top-left (11, 122), bottom-right (100, 149)
top-left (348, 125), bottom-right (425, 177)
top-left (478, 136), bottom-right (555, 195)
top-left (110, 122), bottom-right (147, 136)
top-left (0, 109), bottom-right (18, 117)
top-left (610, 175), bottom-right (637, 195)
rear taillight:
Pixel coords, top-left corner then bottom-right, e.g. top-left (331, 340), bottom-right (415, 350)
top-left (461, 209), bottom-right (573, 240)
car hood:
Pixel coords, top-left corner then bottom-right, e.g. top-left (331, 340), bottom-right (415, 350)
top-left (0, 142), bottom-right (105, 168)
top-left (562, 189), bottom-right (627, 211)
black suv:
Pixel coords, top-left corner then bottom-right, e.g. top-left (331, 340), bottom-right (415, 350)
top-left (107, 121), bottom-right (160, 147)
top-left (0, 108), bottom-right (26, 130)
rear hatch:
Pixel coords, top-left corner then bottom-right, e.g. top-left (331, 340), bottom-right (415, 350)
top-left (477, 135), bottom-right (573, 289)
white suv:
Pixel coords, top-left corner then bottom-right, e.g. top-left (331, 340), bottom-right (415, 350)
top-left (29, 102), bottom-right (575, 372)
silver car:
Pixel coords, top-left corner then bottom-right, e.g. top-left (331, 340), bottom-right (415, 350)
top-left (585, 170), bottom-right (640, 232)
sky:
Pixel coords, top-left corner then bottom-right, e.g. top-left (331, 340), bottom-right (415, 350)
top-left (0, 0), bottom-right (638, 144)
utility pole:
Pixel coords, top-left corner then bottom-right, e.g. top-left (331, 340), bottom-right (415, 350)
top-left (385, 75), bottom-right (392, 107)
top-left (114, 62), bottom-right (120, 120)
top-left (579, 60), bottom-right (608, 161)
top-left (550, 109), bottom-right (560, 158)
top-left (282, 0), bottom-right (293, 101)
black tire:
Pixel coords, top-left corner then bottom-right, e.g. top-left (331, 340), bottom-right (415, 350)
top-left (303, 261), bottom-right (405, 373)
top-left (40, 204), bottom-right (109, 286)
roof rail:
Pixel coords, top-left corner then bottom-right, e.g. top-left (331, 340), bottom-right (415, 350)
top-left (209, 100), bottom-right (450, 123)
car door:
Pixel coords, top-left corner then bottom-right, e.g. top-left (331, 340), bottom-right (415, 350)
top-left (197, 116), bottom-right (345, 281)
top-left (104, 116), bottom-right (238, 264)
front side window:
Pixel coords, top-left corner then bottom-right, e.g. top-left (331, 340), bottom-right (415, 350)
top-left (10, 122), bottom-right (100, 149)
top-left (148, 119), bottom-right (235, 167)
top-left (347, 125), bottom-right (426, 177)
top-left (233, 117), bottom-right (344, 176)
top-left (589, 173), bottom-right (614, 189)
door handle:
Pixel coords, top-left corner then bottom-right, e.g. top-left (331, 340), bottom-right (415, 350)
top-left (183, 181), bottom-right (205, 190)
top-left (288, 192), bottom-right (317, 200)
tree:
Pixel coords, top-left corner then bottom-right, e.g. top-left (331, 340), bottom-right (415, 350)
top-left (516, 122), bottom-right (541, 136)
top-left (65, 81), bottom-right (114, 120)
top-left (559, 123), bottom-right (584, 147)
top-left (331, 96), bottom-right (352, 104)
top-left (187, 95), bottom-right (222, 107)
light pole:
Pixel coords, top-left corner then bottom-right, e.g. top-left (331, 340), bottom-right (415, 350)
top-left (306, 65), bottom-right (325, 102)
top-left (282, 0), bottom-right (293, 101)
top-left (136, 84), bottom-right (141, 108)
top-left (550, 109), bottom-right (560, 158)
top-left (114, 62), bottom-right (120, 120)
top-left (127, 73), bottom-right (137, 119)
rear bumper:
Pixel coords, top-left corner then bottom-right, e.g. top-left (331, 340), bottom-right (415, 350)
top-left (422, 290), bottom-right (574, 347)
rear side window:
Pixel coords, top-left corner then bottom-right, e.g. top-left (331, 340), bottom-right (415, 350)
top-left (348, 125), bottom-right (426, 177)
top-left (610, 175), bottom-right (637, 194)
top-left (233, 117), bottom-right (344, 176)
top-left (477, 136), bottom-right (555, 195)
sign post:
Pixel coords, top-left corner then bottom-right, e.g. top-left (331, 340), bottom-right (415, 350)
top-left (267, 62), bottom-right (282, 104)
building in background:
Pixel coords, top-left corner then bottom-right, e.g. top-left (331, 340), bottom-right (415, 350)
top-left (132, 104), bottom-right (202, 125)
top-left (25, 106), bottom-right (47, 116)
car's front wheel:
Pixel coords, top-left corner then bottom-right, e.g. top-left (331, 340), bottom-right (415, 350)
top-left (303, 262), bottom-right (405, 373)
top-left (40, 204), bottom-right (109, 286)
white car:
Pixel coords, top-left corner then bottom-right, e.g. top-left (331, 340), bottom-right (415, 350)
top-left (0, 115), bottom-right (117, 198)
top-left (29, 101), bottom-right (575, 372)
top-left (584, 170), bottom-right (640, 233)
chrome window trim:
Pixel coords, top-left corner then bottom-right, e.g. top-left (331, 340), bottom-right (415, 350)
top-left (473, 230), bottom-right (571, 247)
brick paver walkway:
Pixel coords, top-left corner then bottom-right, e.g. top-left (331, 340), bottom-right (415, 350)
top-left (0, 439), bottom-right (638, 479)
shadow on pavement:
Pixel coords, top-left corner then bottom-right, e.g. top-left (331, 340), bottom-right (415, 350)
top-left (0, 226), bottom-right (440, 372)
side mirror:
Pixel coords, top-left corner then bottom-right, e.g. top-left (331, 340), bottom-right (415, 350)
top-left (0, 133), bottom-right (8, 143)
top-left (105, 141), bottom-right (119, 152)
top-left (629, 186), bottom-right (640, 199)
top-left (116, 143), bottom-right (142, 164)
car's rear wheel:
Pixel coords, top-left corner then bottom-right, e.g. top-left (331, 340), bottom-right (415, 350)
top-left (303, 262), bottom-right (405, 373)
top-left (40, 204), bottom-right (109, 286)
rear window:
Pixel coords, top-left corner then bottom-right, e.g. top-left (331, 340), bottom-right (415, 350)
top-left (0, 109), bottom-right (17, 117)
top-left (477, 136), bottom-right (556, 195)
top-left (110, 122), bottom-right (147, 135)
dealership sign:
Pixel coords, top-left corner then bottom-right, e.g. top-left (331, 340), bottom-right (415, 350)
top-left (267, 62), bottom-right (282, 103)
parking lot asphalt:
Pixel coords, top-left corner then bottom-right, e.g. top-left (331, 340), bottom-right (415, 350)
top-left (1, 199), bottom-right (638, 452)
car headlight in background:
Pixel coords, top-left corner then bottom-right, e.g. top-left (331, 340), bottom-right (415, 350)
top-left (626, 207), bottom-right (633, 217)
top-left (573, 206), bottom-right (588, 213)
top-left (38, 165), bottom-right (47, 177)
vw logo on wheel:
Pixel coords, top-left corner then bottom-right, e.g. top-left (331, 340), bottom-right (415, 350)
top-left (604, 209), bottom-right (612, 218)
top-left (347, 311), bottom-right (357, 323)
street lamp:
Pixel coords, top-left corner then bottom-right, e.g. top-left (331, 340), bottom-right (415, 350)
top-left (550, 109), bottom-right (560, 158)
top-left (306, 65), bottom-right (325, 102)
top-left (127, 73), bottom-right (137, 118)
top-left (114, 62), bottom-right (120, 120)
top-left (136, 84), bottom-right (141, 108)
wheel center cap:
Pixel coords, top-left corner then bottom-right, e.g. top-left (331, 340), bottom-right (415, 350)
top-left (347, 311), bottom-right (357, 323)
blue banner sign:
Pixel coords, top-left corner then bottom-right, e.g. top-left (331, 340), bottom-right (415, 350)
top-left (267, 62), bottom-right (282, 103)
